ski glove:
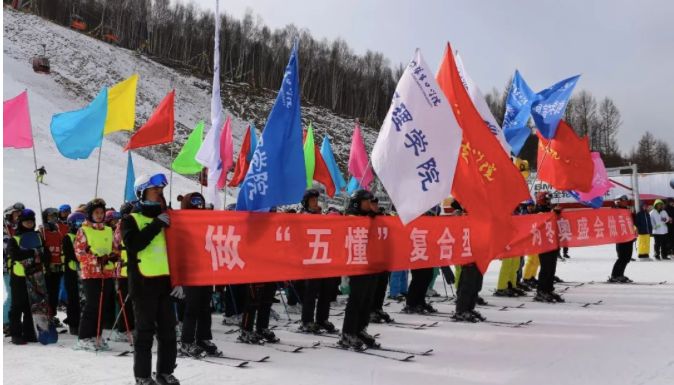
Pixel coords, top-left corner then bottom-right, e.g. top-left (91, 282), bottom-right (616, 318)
top-left (170, 286), bottom-right (185, 299)
top-left (156, 213), bottom-right (170, 227)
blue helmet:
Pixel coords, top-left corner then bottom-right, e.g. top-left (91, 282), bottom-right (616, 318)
top-left (58, 204), bottom-right (72, 213)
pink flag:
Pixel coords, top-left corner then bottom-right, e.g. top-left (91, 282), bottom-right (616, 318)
top-left (348, 121), bottom-right (374, 189)
top-left (216, 116), bottom-right (234, 189)
top-left (577, 152), bottom-right (612, 201)
top-left (3, 90), bottom-right (34, 149)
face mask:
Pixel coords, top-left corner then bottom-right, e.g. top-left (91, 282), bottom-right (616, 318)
top-left (142, 200), bottom-right (161, 207)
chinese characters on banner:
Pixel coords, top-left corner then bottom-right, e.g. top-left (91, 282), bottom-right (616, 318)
top-left (166, 208), bottom-right (636, 286)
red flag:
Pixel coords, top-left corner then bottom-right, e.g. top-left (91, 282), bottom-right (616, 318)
top-left (125, 91), bottom-right (174, 151)
top-left (314, 146), bottom-right (336, 197)
top-left (216, 116), bottom-right (234, 189)
top-left (436, 42), bottom-right (530, 272)
top-left (228, 125), bottom-right (252, 187)
top-left (537, 120), bottom-right (594, 192)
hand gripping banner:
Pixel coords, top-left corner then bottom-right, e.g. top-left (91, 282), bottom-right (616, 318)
top-left (166, 209), bottom-right (636, 286)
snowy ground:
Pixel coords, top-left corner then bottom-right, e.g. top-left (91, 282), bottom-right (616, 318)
top-left (2, 244), bottom-right (673, 385)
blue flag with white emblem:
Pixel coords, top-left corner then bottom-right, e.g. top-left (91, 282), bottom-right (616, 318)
top-left (502, 70), bottom-right (537, 156)
top-left (531, 74), bottom-right (580, 139)
top-left (236, 41), bottom-right (305, 210)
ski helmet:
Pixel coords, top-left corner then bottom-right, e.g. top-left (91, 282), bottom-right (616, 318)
top-left (105, 209), bottom-right (121, 223)
top-left (134, 173), bottom-right (168, 200)
top-left (42, 207), bottom-right (59, 225)
top-left (18, 208), bottom-right (36, 223)
top-left (348, 189), bottom-right (374, 211)
top-left (67, 212), bottom-right (86, 232)
top-left (58, 204), bottom-right (72, 214)
top-left (178, 192), bottom-right (206, 210)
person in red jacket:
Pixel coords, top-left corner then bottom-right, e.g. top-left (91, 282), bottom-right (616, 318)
top-left (40, 208), bottom-right (66, 326)
top-left (74, 198), bottom-right (120, 351)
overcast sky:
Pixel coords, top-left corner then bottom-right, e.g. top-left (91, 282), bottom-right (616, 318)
top-left (185, 0), bottom-right (674, 152)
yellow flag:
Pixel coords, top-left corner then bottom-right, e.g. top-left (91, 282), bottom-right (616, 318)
top-left (104, 74), bottom-right (138, 134)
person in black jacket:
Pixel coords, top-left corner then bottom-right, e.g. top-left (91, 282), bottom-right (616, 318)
top-left (7, 208), bottom-right (50, 344)
top-left (635, 201), bottom-right (653, 259)
top-left (609, 196), bottom-right (637, 283)
top-left (298, 189), bottom-right (340, 334)
top-left (665, 198), bottom-right (674, 258)
top-left (339, 190), bottom-right (380, 350)
top-left (121, 174), bottom-right (179, 385)
top-left (533, 192), bottom-right (565, 303)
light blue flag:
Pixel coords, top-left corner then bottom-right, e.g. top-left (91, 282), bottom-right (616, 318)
top-left (320, 136), bottom-right (346, 194)
top-left (50, 88), bottom-right (107, 159)
top-left (346, 176), bottom-right (363, 194)
top-left (502, 70), bottom-right (538, 156)
top-left (568, 190), bottom-right (603, 209)
top-left (236, 41), bottom-right (306, 210)
top-left (247, 123), bottom-right (258, 162)
top-left (531, 74), bottom-right (580, 139)
top-left (124, 152), bottom-right (136, 202)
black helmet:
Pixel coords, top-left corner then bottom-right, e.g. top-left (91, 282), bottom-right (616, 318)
top-left (85, 198), bottom-right (107, 223)
top-left (349, 189), bottom-right (374, 211)
top-left (301, 189), bottom-right (321, 211)
top-left (42, 207), bottom-right (59, 224)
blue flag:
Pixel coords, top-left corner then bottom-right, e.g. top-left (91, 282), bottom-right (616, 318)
top-left (236, 41), bottom-right (305, 210)
top-left (568, 190), bottom-right (603, 209)
top-left (532, 75), bottom-right (580, 139)
top-left (502, 70), bottom-right (538, 156)
top-left (247, 123), bottom-right (258, 162)
top-left (124, 152), bottom-right (136, 202)
top-left (50, 88), bottom-right (107, 159)
top-left (346, 176), bottom-right (364, 194)
top-left (320, 136), bottom-right (347, 194)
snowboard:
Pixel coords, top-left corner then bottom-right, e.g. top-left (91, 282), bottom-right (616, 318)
top-left (19, 231), bottom-right (58, 345)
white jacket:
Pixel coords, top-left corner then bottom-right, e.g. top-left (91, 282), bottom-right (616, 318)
top-left (650, 209), bottom-right (670, 235)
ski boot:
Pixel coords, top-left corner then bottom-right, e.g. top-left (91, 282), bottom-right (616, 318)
top-left (197, 340), bottom-right (221, 356)
top-left (11, 336), bottom-right (27, 345)
top-left (475, 296), bottom-right (488, 306)
top-left (516, 282), bottom-right (533, 292)
top-left (422, 303), bottom-right (438, 314)
top-left (135, 377), bottom-right (158, 385)
top-left (179, 342), bottom-right (205, 358)
top-left (317, 320), bottom-right (338, 333)
top-left (533, 291), bottom-right (556, 303)
top-left (553, 276), bottom-right (565, 283)
top-left (375, 309), bottom-right (395, 322)
top-left (549, 292), bottom-right (565, 303)
top-left (493, 289), bottom-right (510, 297)
top-left (338, 333), bottom-right (364, 351)
top-left (238, 330), bottom-right (263, 344)
top-left (155, 373), bottom-right (180, 385)
top-left (426, 288), bottom-right (440, 297)
top-left (402, 305), bottom-right (427, 314)
top-left (358, 330), bottom-right (380, 348)
top-left (470, 309), bottom-right (486, 322)
top-left (510, 286), bottom-right (527, 297)
top-left (299, 321), bottom-right (321, 334)
top-left (257, 328), bottom-right (280, 343)
top-left (451, 311), bottom-right (479, 323)
top-left (369, 311), bottom-right (384, 324)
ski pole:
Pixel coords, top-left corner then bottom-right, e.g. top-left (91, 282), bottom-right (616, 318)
top-left (107, 292), bottom-right (130, 341)
top-left (95, 278), bottom-right (104, 349)
top-left (116, 287), bottom-right (133, 345)
top-left (276, 283), bottom-right (292, 322)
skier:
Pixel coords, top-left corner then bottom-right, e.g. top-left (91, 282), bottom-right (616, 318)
top-left (298, 189), bottom-right (339, 334)
top-left (533, 193), bottom-right (565, 303)
top-left (121, 173), bottom-right (179, 385)
top-left (388, 270), bottom-right (408, 301)
top-left (495, 202), bottom-right (531, 297)
top-left (238, 282), bottom-right (280, 344)
top-left (110, 201), bottom-right (136, 342)
top-left (368, 197), bottom-right (395, 324)
top-left (4, 202), bottom-right (25, 334)
top-left (339, 190), bottom-right (380, 350)
top-left (177, 192), bottom-right (221, 357)
top-left (403, 207), bottom-right (440, 314)
top-left (665, 198), bottom-right (674, 258)
top-left (34, 166), bottom-right (47, 184)
top-left (609, 195), bottom-right (636, 283)
top-left (61, 212), bottom-right (85, 335)
top-left (58, 204), bottom-right (72, 225)
top-left (650, 199), bottom-right (671, 260)
top-left (75, 198), bottom-right (119, 350)
top-left (635, 201), bottom-right (653, 260)
top-left (40, 208), bottom-right (66, 325)
top-left (7, 208), bottom-right (48, 344)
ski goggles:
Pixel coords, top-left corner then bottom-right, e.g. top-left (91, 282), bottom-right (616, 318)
top-left (190, 195), bottom-right (205, 208)
top-left (137, 173), bottom-right (168, 193)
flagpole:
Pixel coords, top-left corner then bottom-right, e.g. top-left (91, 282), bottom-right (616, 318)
top-left (30, 134), bottom-right (44, 218)
top-left (94, 142), bottom-right (103, 198)
top-left (169, 143), bottom-right (174, 208)
top-left (528, 141), bottom-right (552, 195)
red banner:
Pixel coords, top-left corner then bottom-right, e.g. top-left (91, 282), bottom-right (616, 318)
top-left (165, 208), bottom-right (635, 286)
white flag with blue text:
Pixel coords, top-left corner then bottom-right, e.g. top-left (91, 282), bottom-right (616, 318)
top-left (371, 49), bottom-right (462, 225)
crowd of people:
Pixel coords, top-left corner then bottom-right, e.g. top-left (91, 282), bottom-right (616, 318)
top-left (3, 174), bottom-right (674, 385)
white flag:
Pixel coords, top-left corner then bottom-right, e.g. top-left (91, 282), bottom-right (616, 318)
top-left (195, 0), bottom-right (224, 206)
top-left (455, 52), bottom-right (512, 155)
top-left (371, 49), bottom-right (462, 225)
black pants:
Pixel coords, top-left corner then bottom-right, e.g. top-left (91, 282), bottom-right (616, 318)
top-left (79, 278), bottom-right (114, 339)
top-left (9, 275), bottom-right (36, 340)
top-left (455, 264), bottom-right (482, 313)
top-left (224, 284), bottom-right (246, 317)
top-left (668, 226), bottom-right (674, 256)
top-left (181, 286), bottom-right (213, 344)
top-left (116, 278), bottom-right (134, 332)
top-left (406, 268), bottom-right (434, 308)
top-left (132, 276), bottom-right (176, 378)
top-left (241, 283), bottom-right (276, 332)
top-left (45, 271), bottom-right (62, 318)
top-left (371, 272), bottom-right (389, 312)
top-left (441, 266), bottom-right (455, 285)
top-left (301, 278), bottom-right (338, 323)
top-left (653, 234), bottom-right (667, 258)
top-left (286, 280), bottom-right (304, 306)
top-left (63, 269), bottom-right (80, 330)
top-left (342, 274), bottom-right (378, 335)
top-left (562, 247), bottom-right (569, 256)
top-left (538, 251), bottom-right (558, 293)
top-left (612, 242), bottom-right (634, 278)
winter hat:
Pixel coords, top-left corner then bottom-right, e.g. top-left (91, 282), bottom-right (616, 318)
top-left (85, 198), bottom-right (107, 222)
top-left (654, 199), bottom-right (664, 208)
top-left (178, 192), bottom-right (206, 210)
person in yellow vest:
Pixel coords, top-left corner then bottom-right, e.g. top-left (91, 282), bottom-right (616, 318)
top-left (61, 211), bottom-right (85, 335)
top-left (110, 202), bottom-right (135, 343)
top-left (7, 208), bottom-right (50, 344)
top-left (74, 198), bottom-right (120, 351)
top-left (121, 174), bottom-right (179, 385)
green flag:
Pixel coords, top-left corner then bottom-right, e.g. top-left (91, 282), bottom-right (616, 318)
top-left (303, 123), bottom-right (316, 188)
top-left (172, 121), bottom-right (205, 174)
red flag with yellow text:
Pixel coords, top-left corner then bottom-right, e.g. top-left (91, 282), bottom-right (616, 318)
top-left (537, 120), bottom-right (594, 193)
top-left (435, 42), bottom-right (530, 272)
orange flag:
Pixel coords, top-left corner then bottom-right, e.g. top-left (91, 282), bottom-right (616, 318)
top-left (537, 120), bottom-right (594, 193)
top-left (228, 125), bottom-right (252, 187)
top-left (436, 43), bottom-right (530, 272)
top-left (125, 90), bottom-right (174, 151)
